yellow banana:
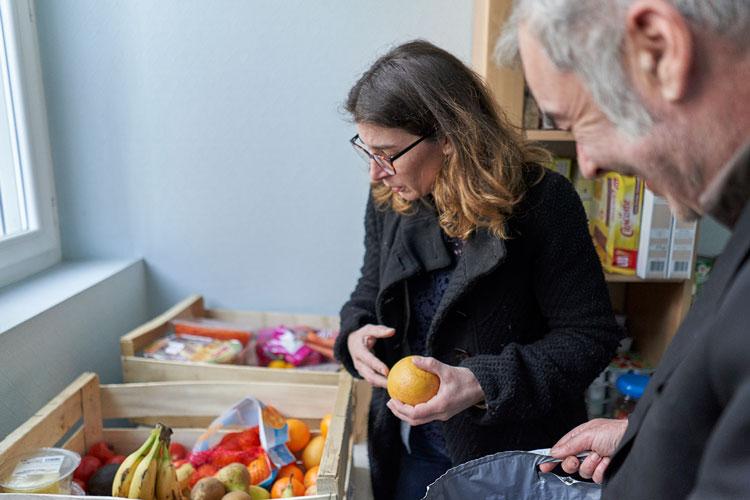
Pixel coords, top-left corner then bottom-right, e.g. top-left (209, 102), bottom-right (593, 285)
top-left (155, 440), bottom-right (183, 500)
top-left (112, 427), bottom-right (160, 497)
top-left (127, 425), bottom-right (164, 500)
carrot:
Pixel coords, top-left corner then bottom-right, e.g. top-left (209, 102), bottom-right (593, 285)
top-left (172, 320), bottom-right (252, 346)
top-left (305, 331), bottom-right (336, 349)
top-left (305, 342), bottom-right (335, 360)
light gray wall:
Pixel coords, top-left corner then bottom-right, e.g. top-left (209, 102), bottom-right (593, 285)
top-left (35, 0), bottom-right (474, 316)
top-left (0, 261), bottom-right (147, 439)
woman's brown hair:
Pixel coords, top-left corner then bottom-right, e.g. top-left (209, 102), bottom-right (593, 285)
top-left (346, 39), bottom-right (549, 239)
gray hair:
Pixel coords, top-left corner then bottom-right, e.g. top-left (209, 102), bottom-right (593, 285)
top-left (497, 0), bottom-right (750, 136)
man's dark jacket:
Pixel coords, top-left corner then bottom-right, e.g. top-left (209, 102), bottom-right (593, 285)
top-left (606, 145), bottom-right (750, 499)
top-left (335, 171), bottom-right (620, 500)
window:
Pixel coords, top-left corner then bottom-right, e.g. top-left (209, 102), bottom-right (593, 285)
top-left (0, 0), bottom-right (59, 288)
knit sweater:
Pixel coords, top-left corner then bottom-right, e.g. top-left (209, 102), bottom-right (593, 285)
top-left (335, 169), bottom-right (621, 500)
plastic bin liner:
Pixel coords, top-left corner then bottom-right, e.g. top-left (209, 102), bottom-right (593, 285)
top-left (422, 451), bottom-right (601, 500)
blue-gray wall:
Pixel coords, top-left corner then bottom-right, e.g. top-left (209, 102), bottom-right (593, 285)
top-left (36, 0), bottom-right (474, 315)
top-left (0, 261), bottom-right (147, 439)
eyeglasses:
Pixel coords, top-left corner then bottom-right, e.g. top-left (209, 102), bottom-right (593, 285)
top-left (349, 134), bottom-right (428, 176)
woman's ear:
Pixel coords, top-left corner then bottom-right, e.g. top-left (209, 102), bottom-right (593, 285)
top-left (441, 136), bottom-right (454, 156)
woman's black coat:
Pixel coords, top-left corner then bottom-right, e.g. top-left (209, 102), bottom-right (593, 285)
top-left (334, 171), bottom-right (621, 500)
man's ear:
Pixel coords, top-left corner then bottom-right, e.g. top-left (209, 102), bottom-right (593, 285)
top-left (624, 0), bottom-right (693, 102)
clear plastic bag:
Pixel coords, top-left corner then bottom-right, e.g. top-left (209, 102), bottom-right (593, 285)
top-left (190, 396), bottom-right (295, 487)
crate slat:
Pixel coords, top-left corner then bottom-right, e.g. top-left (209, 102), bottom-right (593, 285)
top-left (99, 381), bottom-right (338, 420)
top-left (122, 357), bottom-right (340, 385)
top-left (317, 373), bottom-right (354, 497)
top-left (81, 376), bottom-right (104, 450)
top-left (207, 308), bottom-right (340, 331)
top-left (0, 373), bottom-right (96, 461)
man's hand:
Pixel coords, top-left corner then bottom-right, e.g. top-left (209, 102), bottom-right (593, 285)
top-left (346, 324), bottom-right (395, 389)
top-left (386, 356), bottom-right (485, 425)
top-left (539, 418), bottom-right (628, 484)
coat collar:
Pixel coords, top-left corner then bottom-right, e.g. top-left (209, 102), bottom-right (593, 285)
top-left (379, 200), bottom-right (507, 320)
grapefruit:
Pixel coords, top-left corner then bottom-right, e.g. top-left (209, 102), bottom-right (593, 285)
top-left (387, 356), bottom-right (440, 405)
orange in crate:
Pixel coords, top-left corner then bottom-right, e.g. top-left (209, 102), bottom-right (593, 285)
top-left (247, 455), bottom-right (271, 485)
top-left (285, 418), bottom-right (311, 452)
top-left (271, 476), bottom-right (304, 498)
top-left (320, 413), bottom-right (332, 439)
top-left (304, 465), bottom-right (319, 488)
top-left (277, 463), bottom-right (304, 484)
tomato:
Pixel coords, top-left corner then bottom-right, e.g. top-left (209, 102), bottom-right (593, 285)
top-left (105, 454), bottom-right (126, 465)
top-left (169, 442), bottom-right (188, 461)
top-left (73, 455), bottom-right (101, 483)
top-left (87, 441), bottom-right (115, 462)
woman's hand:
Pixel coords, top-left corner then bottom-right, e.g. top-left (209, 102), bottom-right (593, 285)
top-left (538, 418), bottom-right (628, 484)
top-left (386, 356), bottom-right (485, 425)
top-left (347, 324), bottom-right (395, 389)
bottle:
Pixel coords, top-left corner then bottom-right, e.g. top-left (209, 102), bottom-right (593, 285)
top-left (614, 373), bottom-right (650, 419)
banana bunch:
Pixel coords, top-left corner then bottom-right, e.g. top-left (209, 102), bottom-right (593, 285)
top-left (112, 423), bottom-right (184, 500)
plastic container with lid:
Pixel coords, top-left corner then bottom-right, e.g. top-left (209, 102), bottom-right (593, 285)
top-left (0, 447), bottom-right (80, 494)
top-left (614, 372), bottom-right (650, 419)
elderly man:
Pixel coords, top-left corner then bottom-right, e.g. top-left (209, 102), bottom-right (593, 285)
top-left (498, 0), bottom-right (750, 498)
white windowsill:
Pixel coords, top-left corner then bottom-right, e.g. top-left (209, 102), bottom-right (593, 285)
top-left (0, 258), bottom-right (142, 334)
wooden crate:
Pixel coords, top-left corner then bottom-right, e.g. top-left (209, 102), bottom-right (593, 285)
top-left (0, 372), bottom-right (357, 499)
top-left (121, 295), bottom-right (371, 446)
top-left (120, 295), bottom-right (342, 385)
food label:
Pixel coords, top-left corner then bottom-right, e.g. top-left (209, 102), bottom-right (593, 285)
top-left (12, 455), bottom-right (63, 477)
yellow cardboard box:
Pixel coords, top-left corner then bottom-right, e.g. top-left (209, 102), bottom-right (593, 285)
top-left (590, 173), bottom-right (645, 275)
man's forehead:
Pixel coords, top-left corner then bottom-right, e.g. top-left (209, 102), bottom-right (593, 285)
top-left (517, 24), bottom-right (587, 116)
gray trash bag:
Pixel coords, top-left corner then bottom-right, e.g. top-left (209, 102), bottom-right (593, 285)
top-left (421, 451), bottom-right (602, 500)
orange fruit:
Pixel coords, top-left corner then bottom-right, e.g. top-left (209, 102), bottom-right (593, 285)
top-left (386, 356), bottom-right (440, 405)
top-left (285, 418), bottom-right (311, 452)
top-left (271, 476), bottom-right (304, 498)
top-left (302, 435), bottom-right (325, 470)
top-left (303, 465), bottom-right (319, 488)
top-left (277, 463), bottom-right (304, 484)
top-left (320, 413), bottom-right (332, 439)
top-left (247, 455), bottom-right (271, 485)
top-left (305, 484), bottom-right (318, 495)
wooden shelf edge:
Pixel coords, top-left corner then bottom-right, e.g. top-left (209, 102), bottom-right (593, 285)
top-left (604, 273), bottom-right (690, 284)
top-left (525, 129), bottom-right (575, 142)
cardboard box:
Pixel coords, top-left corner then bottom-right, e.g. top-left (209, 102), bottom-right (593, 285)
top-left (667, 218), bottom-right (697, 279)
top-left (590, 173), bottom-right (645, 275)
top-left (636, 189), bottom-right (672, 279)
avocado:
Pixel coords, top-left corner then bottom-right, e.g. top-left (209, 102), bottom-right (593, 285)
top-left (86, 463), bottom-right (119, 495)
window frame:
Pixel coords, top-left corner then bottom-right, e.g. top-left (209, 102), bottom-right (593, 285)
top-left (0, 0), bottom-right (60, 289)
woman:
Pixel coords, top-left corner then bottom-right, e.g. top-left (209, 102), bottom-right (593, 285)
top-left (333, 40), bottom-right (620, 500)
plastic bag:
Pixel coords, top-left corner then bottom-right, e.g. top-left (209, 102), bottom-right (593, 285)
top-left (255, 326), bottom-right (323, 367)
top-left (190, 396), bottom-right (295, 487)
top-left (422, 450), bottom-right (601, 500)
top-left (142, 333), bottom-right (244, 364)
